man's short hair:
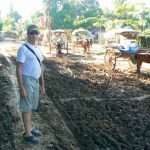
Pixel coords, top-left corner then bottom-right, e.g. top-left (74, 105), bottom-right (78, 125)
top-left (27, 25), bottom-right (39, 34)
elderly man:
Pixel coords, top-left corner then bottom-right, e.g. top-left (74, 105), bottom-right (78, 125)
top-left (16, 24), bottom-right (45, 144)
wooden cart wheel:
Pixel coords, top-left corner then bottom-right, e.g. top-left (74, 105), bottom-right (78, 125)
top-left (104, 48), bottom-right (116, 70)
top-left (66, 42), bottom-right (69, 53)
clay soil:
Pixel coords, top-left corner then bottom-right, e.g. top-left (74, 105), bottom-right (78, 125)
top-left (0, 41), bottom-right (150, 150)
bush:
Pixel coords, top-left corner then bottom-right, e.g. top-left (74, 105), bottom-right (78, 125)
top-left (137, 35), bottom-right (150, 48)
top-left (142, 29), bottom-right (150, 35)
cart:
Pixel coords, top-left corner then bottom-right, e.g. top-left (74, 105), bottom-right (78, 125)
top-left (104, 44), bottom-right (150, 73)
top-left (51, 29), bottom-right (69, 54)
top-left (72, 28), bottom-right (93, 53)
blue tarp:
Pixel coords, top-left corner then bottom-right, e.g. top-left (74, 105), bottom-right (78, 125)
top-left (119, 46), bottom-right (140, 53)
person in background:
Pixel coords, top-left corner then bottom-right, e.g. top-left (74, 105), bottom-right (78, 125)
top-left (16, 24), bottom-right (45, 144)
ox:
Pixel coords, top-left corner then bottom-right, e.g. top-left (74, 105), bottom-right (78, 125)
top-left (78, 39), bottom-right (90, 54)
top-left (136, 51), bottom-right (150, 74)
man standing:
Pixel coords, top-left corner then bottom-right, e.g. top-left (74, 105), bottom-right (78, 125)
top-left (16, 24), bottom-right (45, 144)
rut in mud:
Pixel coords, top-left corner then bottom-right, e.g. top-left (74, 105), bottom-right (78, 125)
top-left (0, 53), bottom-right (150, 150)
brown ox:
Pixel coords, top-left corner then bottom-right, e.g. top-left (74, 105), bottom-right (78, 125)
top-left (136, 52), bottom-right (150, 74)
top-left (78, 39), bottom-right (90, 54)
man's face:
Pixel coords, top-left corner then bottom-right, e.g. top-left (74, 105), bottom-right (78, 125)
top-left (27, 30), bottom-right (40, 43)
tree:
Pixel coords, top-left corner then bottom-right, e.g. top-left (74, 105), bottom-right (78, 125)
top-left (9, 11), bottom-right (22, 22)
top-left (3, 16), bottom-right (15, 32)
top-left (42, 0), bottom-right (102, 29)
top-left (114, 1), bottom-right (136, 20)
top-left (72, 0), bottom-right (103, 29)
top-left (139, 8), bottom-right (150, 30)
top-left (102, 0), bottom-right (142, 30)
top-left (0, 21), bottom-right (3, 30)
top-left (74, 17), bottom-right (98, 29)
top-left (2, 9), bottom-right (22, 33)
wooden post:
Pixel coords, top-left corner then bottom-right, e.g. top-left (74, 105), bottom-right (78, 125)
top-left (48, 0), bottom-right (51, 53)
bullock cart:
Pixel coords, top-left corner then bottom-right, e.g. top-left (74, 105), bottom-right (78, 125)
top-left (104, 45), bottom-right (150, 74)
top-left (51, 29), bottom-right (69, 55)
top-left (72, 29), bottom-right (93, 54)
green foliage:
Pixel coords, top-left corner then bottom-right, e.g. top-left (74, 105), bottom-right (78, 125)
top-left (121, 19), bottom-right (139, 29)
top-left (0, 21), bottom-right (3, 30)
top-left (43, 0), bottom-right (102, 29)
top-left (142, 29), bottom-right (150, 35)
top-left (41, 0), bottom-right (150, 32)
top-left (137, 36), bottom-right (150, 48)
top-left (1, 0), bottom-right (150, 37)
top-left (139, 8), bottom-right (150, 30)
top-left (1, 9), bottom-right (22, 35)
top-left (3, 17), bottom-right (15, 32)
top-left (101, 0), bottom-right (150, 32)
top-left (9, 11), bottom-right (22, 22)
top-left (114, 1), bottom-right (135, 19)
top-left (74, 17), bottom-right (98, 29)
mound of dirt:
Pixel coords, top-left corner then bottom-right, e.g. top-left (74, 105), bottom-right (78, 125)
top-left (0, 55), bottom-right (17, 150)
top-left (43, 56), bottom-right (150, 149)
top-left (0, 53), bottom-right (150, 150)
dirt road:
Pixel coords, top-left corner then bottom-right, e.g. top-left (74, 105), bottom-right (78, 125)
top-left (0, 40), bottom-right (149, 73)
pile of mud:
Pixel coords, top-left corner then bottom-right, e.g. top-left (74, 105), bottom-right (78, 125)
top-left (43, 56), bottom-right (150, 149)
top-left (0, 54), bottom-right (150, 150)
top-left (0, 55), bottom-right (17, 149)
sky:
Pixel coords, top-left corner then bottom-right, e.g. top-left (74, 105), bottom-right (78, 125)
top-left (0, 0), bottom-right (43, 19)
top-left (0, 0), bottom-right (149, 19)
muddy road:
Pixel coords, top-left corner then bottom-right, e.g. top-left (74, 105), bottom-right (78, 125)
top-left (0, 40), bottom-right (150, 150)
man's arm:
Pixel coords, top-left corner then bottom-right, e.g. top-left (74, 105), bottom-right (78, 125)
top-left (39, 65), bottom-right (45, 95)
top-left (16, 62), bottom-right (27, 98)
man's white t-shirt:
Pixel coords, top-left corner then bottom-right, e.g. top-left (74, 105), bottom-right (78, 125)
top-left (16, 42), bottom-right (42, 79)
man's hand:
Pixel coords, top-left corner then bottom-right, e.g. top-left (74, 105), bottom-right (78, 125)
top-left (19, 87), bottom-right (27, 98)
